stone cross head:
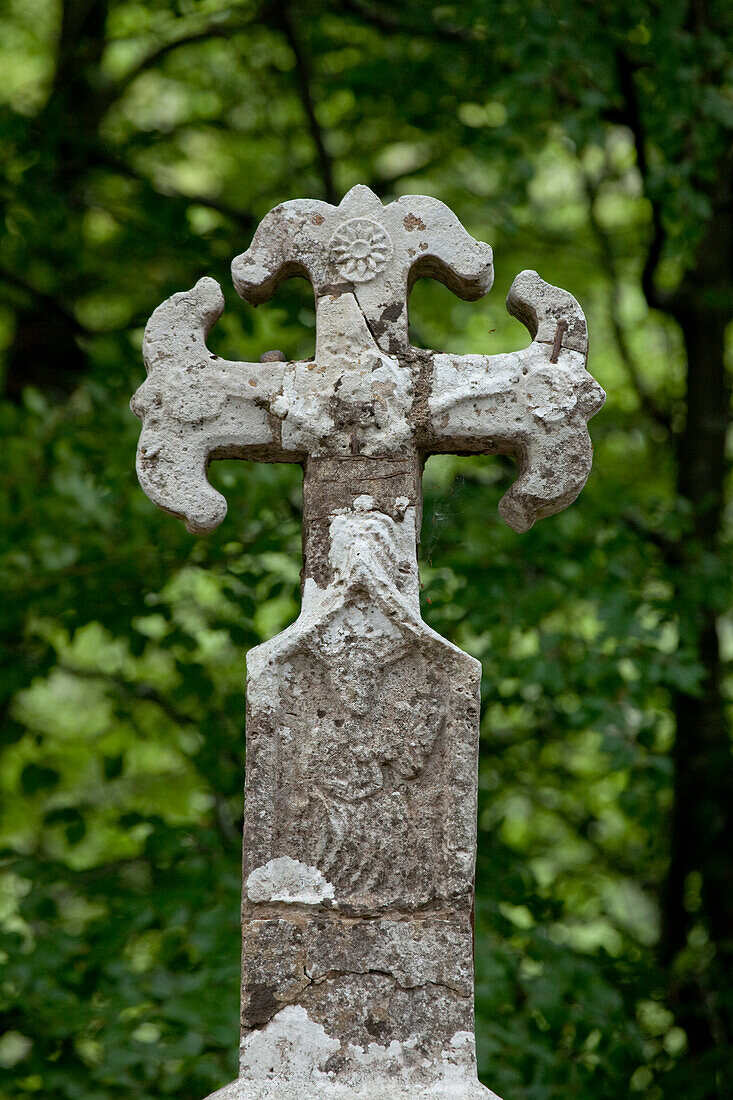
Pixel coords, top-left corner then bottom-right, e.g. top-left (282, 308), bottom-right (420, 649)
top-left (132, 184), bottom-right (603, 539)
top-left (131, 186), bottom-right (604, 1100)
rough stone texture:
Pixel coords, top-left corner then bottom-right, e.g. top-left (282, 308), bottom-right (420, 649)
top-left (131, 185), bottom-right (605, 1099)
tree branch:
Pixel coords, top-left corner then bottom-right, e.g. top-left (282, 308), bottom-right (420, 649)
top-left (92, 151), bottom-right (256, 231)
top-left (341, 0), bottom-right (483, 45)
top-left (621, 511), bottom-right (681, 564)
top-left (583, 175), bottom-right (672, 432)
top-left (0, 266), bottom-right (94, 336)
top-left (274, 0), bottom-right (337, 204)
top-left (613, 49), bottom-right (673, 313)
top-left (57, 662), bottom-right (195, 728)
top-left (107, 12), bottom-right (261, 107)
top-left (113, 29), bottom-right (232, 99)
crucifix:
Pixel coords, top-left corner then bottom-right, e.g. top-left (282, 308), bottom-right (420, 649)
top-left (131, 185), bottom-right (604, 1099)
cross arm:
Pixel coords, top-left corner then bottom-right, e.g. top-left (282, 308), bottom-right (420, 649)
top-left (130, 277), bottom-right (295, 534)
top-left (425, 271), bottom-right (605, 533)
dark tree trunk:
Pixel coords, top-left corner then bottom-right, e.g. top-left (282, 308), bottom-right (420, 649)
top-left (662, 157), bottom-right (733, 1092)
top-left (3, 0), bottom-right (108, 401)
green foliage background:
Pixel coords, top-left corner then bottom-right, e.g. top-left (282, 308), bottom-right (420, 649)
top-left (1, 2), bottom-right (732, 1098)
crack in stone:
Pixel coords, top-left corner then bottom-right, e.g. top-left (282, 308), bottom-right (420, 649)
top-left (301, 964), bottom-right (469, 996)
top-left (244, 959), bottom-right (469, 1035)
top-left (242, 901), bottom-right (468, 922)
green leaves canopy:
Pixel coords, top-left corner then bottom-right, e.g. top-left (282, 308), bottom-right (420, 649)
top-left (1, 2), bottom-right (732, 1098)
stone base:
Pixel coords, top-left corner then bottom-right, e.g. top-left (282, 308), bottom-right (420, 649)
top-left (204, 1079), bottom-right (500, 1099)
top-left (203, 1003), bottom-right (501, 1098)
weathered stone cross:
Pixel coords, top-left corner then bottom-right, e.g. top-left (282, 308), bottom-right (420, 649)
top-left (131, 185), bottom-right (604, 1099)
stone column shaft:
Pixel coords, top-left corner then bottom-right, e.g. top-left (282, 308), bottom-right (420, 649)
top-left (237, 451), bottom-right (489, 1096)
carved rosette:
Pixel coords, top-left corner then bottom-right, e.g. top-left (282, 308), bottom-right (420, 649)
top-left (329, 217), bottom-right (394, 282)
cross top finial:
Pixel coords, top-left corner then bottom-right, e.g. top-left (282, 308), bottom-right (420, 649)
top-left (131, 187), bottom-right (603, 536)
top-left (231, 184), bottom-right (493, 354)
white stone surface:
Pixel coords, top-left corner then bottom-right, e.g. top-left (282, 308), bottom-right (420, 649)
top-left (201, 1006), bottom-right (499, 1099)
top-left (131, 276), bottom-right (285, 533)
top-left (246, 857), bottom-right (335, 905)
top-left (244, 494), bottom-right (480, 908)
top-left (132, 190), bottom-right (603, 536)
top-left (276, 292), bottom-right (414, 456)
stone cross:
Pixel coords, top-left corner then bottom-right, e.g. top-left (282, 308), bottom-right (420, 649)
top-left (131, 185), bottom-right (604, 1100)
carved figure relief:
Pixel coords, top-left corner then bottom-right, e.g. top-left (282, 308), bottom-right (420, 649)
top-left (247, 603), bottom-right (472, 907)
top-left (286, 634), bottom-right (449, 900)
top-left (242, 506), bottom-right (480, 910)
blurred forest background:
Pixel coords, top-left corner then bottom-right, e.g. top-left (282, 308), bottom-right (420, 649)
top-left (1, 1), bottom-right (732, 1098)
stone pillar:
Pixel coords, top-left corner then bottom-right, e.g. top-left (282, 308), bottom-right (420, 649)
top-left (130, 184), bottom-right (605, 1099)
top-left (238, 452), bottom-right (487, 1095)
